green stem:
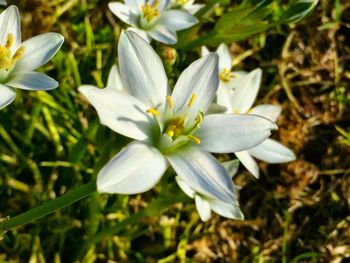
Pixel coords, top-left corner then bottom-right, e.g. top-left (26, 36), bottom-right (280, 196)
top-left (1, 180), bottom-right (96, 232)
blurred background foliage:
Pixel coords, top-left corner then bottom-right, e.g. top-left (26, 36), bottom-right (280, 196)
top-left (0, 0), bottom-right (349, 262)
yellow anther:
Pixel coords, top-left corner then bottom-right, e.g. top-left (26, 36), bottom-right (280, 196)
top-left (219, 68), bottom-right (233, 82)
top-left (166, 96), bottom-right (173, 109)
top-left (141, 0), bottom-right (160, 22)
top-left (5, 34), bottom-right (14, 49)
top-left (176, 0), bottom-right (189, 5)
top-left (195, 112), bottom-right (203, 125)
top-left (188, 93), bottom-right (197, 108)
top-left (12, 46), bottom-right (25, 63)
top-left (188, 135), bottom-right (201, 144)
top-left (146, 108), bottom-right (160, 116)
top-left (0, 46), bottom-right (11, 69)
top-left (166, 129), bottom-right (175, 138)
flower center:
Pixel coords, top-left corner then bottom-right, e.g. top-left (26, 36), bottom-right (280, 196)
top-left (0, 34), bottom-right (25, 71)
top-left (146, 93), bottom-right (203, 153)
top-left (219, 68), bottom-right (235, 82)
top-left (141, 0), bottom-right (160, 23)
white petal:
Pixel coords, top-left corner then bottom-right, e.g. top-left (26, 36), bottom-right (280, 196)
top-left (0, 0), bottom-right (7, 6)
top-left (195, 195), bottom-right (211, 221)
top-left (150, 0), bottom-right (169, 12)
top-left (79, 85), bottom-right (154, 141)
top-left (247, 138), bottom-right (296, 164)
top-left (158, 10), bottom-right (198, 31)
top-left (118, 31), bottom-right (169, 107)
top-left (97, 141), bottom-right (168, 194)
top-left (249, 104), bottom-right (282, 122)
top-left (216, 43), bottom-right (232, 71)
top-left (148, 25), bottom-right (177, 45)
top-left (0, 5), bottom-right (20, 51)
top-left (230, 68), bottom-right (262, 113)
top-left (175, 176), bottom-right (195, 198)
top-left (206, 103), bottom-right (227, 115)
top-left (6, 72), bottom-right (58, 90)
top-left (235, 151), bottom-right (259, 178)
top-left (197, 114), bottom-right (277, 153)
top-left (166, 145), bottom-right (237, 204)
top-left (222, 159), bottom-right (240, 179)
top-left (107, 65), bottom-right (124, 91)
top-left (184, 4), bottom-right (204, 15)
top-left (0, 84), bottom-right (16, 109)
top-left (210, 199), bottom-right (244, 220)
top-left (172, 53), bottom-right (219, 119)
top-left (126, 27), bottom-right (151, 43)
top-left (216, 82), bottom-right (232, 113)
top-left (201, 46), bottom-right (210, 57)
top-left (108, 2), bottom-right (137, 26)
top-left (14, 33), bottom-right (64, 72)
top-left (124, 0), bottom-right (144, 11)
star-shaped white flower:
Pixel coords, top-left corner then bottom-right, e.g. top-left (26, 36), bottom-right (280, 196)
top-left (203, 44), bottom-right (296, 178)
top-left (0, 6), bottom-right (64, 110)
top-left (170, 0), bottom-right (204, 15)
top-left (108, 0), bottom-right (198, 44)
top-left (79, 31), bottom-right (277, 220)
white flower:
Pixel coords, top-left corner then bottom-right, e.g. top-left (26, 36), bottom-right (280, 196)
top-left (0, 6), bottom-right (64, 110)
top-left (79, 31), bottom-right (277, 219)
top-left (0, 0), bottom-right (6, 6)
top-left (170, 0), bottom-right (204, 15)
top-left (175, 160), bottom-right (243, 221)
top-left (203, 44), bottom-right (296, 178)
top-left (108, 0), bottom-right (198, 45)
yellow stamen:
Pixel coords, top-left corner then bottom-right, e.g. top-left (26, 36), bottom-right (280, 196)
top-left (5, 34), bottom-right (14, 49)
top-left (12, 46), bottom-right (25, 63)
top-left (188, 135), bottom-right (201, 144)
top-left (188, 93), bottom-right (197, 108)
top-left (166, 127), bottom-right (175, 138)
top-left (146, 108), bottom-right (160, 116)
top-left (141, 0), bottom-right (160, 22)
top-left (166, 96), bottom-right (173, 109)
top-left (195, 112), bottom-right (203, 126)
top-left (219, 68), bottom-right (233, 82)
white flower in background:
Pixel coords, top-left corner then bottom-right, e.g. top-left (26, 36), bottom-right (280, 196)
top-left (203, 44), bottom-right (296, 178)
top-left (108, 0), bottom-right (198, 44)
top-left (170, 0), bottom-right (204, 15)
top-left (0, 6), bottom-right (64, 110)
top-left (176, 160), bottom-right (243, 221)
top-left (80, 31), bottom-right (277, 220)
top-left (0, 0), bottom-right (6, 6)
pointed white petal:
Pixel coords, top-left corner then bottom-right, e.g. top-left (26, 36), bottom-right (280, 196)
top-left (195, 195), bottom-right (211, 221)
top-left (97, 142), bottom-right (168, 194)
top-left (118, 31), bottom-right (169, 107)
top-left (230, 68), bottom-right (262, 113)
top-left (166, 145), bottom-right (237, 204)
top-left (249, 104), bottom-right (282, 122)
top-left (0, 84), bottom-right (16, 109)
top-left (107, 65), bottom-right (124, 91)
top-left (175, 176), bottom-right (195, 198)
top-left (6, 72), bottom-right (58, 90)
top-left (126, 27), bottom-right (151, 43)
top-left (14, 33), bottom-right (64, 72)
top-left (184, 4), bottom-right (204, 15)
top-left (158, 10), bottom-right (198, 31)
top-left (197, 114), bottom-right (277, 153)
top-left (0, 5), bottom-right (20, 51)
top-left (216, 82), bottom-right (232, 113)
top-left (210, 199), bottom-right (244, 220)
top-left (172, 53), bottom-right (219, 119)
top-left (148, 25), bottom-right (177, 45)
top-left (108, 2), bottom-right (137, 26)
top-left (247, 138), bottom-right (296, 164)
top-left (235, 151), bottom-right (259, 178)
top-left (79, 85), bottom-right (154, 141)
top-left (124, 0), bottom-right (144, 11)
top-left (216, 43), bottom-right (232, 71)
top-left (222, 159), bottom-right (240, 179)
top-left (201, 46), bottom-right (210, 57)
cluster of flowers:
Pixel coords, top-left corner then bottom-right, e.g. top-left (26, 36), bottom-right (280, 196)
top-left (0, 1), bottom-right (295, 221)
